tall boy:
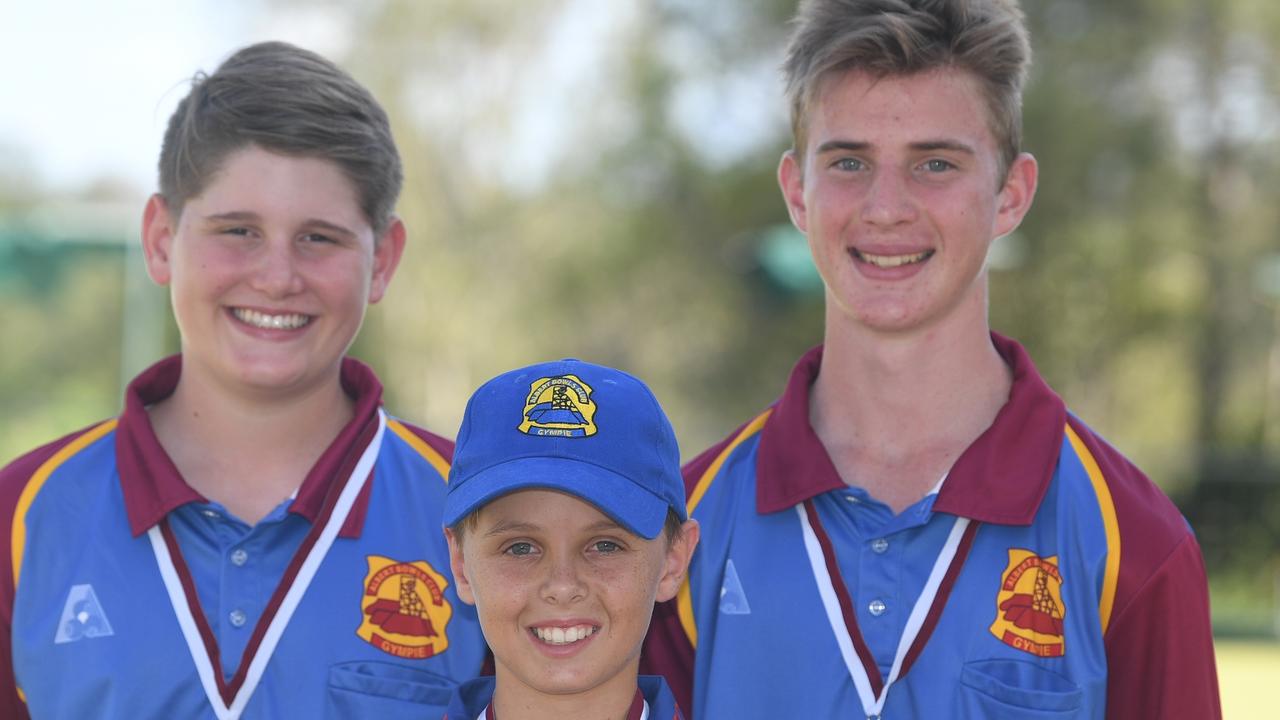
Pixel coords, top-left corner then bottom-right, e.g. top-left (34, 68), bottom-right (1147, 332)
top-left (442, 359), bottom-right (697, 720)
top-left (0, 43), bottom-right (485, 718)
top-left (643, 0), bottom-right (1221, 717)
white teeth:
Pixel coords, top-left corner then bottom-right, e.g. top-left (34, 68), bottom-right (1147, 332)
top-left (856, 250), bottom-right (932, 268)
top-left (233, 308), bottom-right (310, 330)
top-left (533, 625), bottom-right (597, 645)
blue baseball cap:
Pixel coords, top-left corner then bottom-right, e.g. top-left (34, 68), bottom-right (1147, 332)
top-left (443, 359), bottom-right (685, 539)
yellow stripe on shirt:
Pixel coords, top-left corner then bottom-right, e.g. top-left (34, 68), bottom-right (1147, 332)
top-left (12, 419), bottom-right (118, 588)
top-left (678, 409), bottom-right (772, 647)
top-left (387, 419), bottom-right (451, 482)
top-left (1065, 423), bottom-right (1121, 635)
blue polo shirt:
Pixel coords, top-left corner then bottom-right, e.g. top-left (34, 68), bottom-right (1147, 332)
top-left (0, 356), bottom-right (487, 719)
top-left (445, 675), bottom-right (683, 720)
top-left (642, 335), bottom-right (1220, 719)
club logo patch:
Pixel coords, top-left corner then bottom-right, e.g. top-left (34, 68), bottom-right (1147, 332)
top-left (518, 374), bottom-right (597, 438)
top-left (989, 549), bottom-right (1066, 657)
top-left (356, 556), bottom-right (452, 659)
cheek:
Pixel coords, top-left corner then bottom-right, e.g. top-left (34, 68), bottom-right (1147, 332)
top-left (605, 556), bottom-right (665, 617)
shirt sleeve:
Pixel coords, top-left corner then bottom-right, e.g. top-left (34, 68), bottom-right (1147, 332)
top-left (1103, 534), bottom-right (1221, 718)
top-left (639, 434), bottom-right (735, 720)
top-left (0, 442), bottom-right (66, 720)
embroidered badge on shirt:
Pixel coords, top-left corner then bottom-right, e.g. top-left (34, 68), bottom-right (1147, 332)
top-left (989, 549), bottom-right (1066, 657)
top-left (54, 584), bottom-right (115, 644)
top-left (518, 374), bottom-right (598, 438)
top-left (357, 556), bottom-right (453, 659)
top-left (719, 558), bottom-right (751, 615)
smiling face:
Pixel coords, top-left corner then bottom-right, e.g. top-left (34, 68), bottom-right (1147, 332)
top-left (141, 145), bottom-right (404, 401)
top-left (779, 67), bottom-right (1036, 337)
top-left (446, 489), bottom-right (696, 706)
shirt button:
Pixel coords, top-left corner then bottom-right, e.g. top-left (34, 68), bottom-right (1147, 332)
top-left (230, 549), bottom-right (249, 566)
top-left (202, 510), bottom-right (219, 519)
top-left (229, 610), bottom-right (247, 628)
top-left (871, 538), bottom-right (889, 554)
top-left (868, 599), bottom-right (887, 617)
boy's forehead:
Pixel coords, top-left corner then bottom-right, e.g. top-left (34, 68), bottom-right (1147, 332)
top-left (807, 67), bottom-right (1000, 154)
top-left (474, 488), bottom-right (624, 533)
top-left (182, 146), bottom-right (370, 229)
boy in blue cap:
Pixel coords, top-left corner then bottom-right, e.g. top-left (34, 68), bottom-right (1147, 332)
top-left (442, 359), bottom-right (697, 720)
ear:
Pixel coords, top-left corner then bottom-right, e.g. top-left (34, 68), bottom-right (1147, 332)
top-left (368, 216), bottom-right (406, 304)
top-left (777, 150), bottom-right (809, 234)
top-left (655, 519), bottom-right (700, 603)
top-left (141, 194), bottom-right (177, 286)
top-left (444, 527), bottom-right (476, 606)
top-left (993, 152), bottom-right (1038, 239)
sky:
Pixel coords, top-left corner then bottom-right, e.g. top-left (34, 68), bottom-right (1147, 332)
top-left (0, 0), bottom-right (349, 196)
top-left (0, 0), bottom-right (785, 201)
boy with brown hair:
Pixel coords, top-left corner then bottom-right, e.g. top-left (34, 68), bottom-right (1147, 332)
top-left (643, 1), bottom-right (1221, 717)
top-left (0, 42), bottom-right (485, 719)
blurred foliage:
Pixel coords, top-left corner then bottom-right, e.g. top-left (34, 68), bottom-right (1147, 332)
top-left (1, 0), bottom-right (1277, 630)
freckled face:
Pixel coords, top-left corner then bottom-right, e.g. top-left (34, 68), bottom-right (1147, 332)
top-left (447, 490), bottom-right (690, 699)
top-left (141, 145), bottom-right (403, 399)
top-left (778, 68), bottom-right (1036, 335)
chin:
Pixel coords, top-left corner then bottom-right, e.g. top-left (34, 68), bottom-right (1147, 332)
top-left (528, 666), bottom-right (607, 696)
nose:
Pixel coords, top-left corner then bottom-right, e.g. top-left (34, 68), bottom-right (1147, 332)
top-left (250, 237), bottom-right (304, 297)
top-left (860, 169), bottom-right (917, 227)
top-left (540, 554), bottom-right (587, 605)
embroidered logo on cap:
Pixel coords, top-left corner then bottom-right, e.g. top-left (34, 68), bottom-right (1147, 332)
top-left (356, 556), bottom-right (453, 659)
top-left (989, 549), bottom-right (1066, 657)
top-left (518, 374), bottom-right (598, 438)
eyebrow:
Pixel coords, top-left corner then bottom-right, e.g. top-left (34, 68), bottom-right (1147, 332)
top-left (814, 140), bottom-right (870, 155)
top-left (482, 520), bottom-right (543, 537)
top-left (202, 211), bottom-right (261, 224)
top-left (201, 212), bottom-right (356, 238)
top-left (480, 518), bottom-right (629, 537)
top-left (814, 139), bottom-right (977, 155)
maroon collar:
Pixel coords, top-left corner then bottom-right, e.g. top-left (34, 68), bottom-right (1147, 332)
top-left (115, 355), bottom-right (385, 537)
top-left (755, 333), bottom-right (1065, 525)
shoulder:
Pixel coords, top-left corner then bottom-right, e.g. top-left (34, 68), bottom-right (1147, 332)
top-left (681, 411), bottom-right (771, 502)
top-left (1060, 415), bottom-right (1200, 626)
top-left (382, 416), bottom-right (455, 476)
top-left (0, 420), bottom-right (119, 518)
top-left (0, 420), bottom-right (118, 604)
top-left (1062, 415), bottom-right (1191, 550)
top-left (1062, 421), bottom-right (1221, 714)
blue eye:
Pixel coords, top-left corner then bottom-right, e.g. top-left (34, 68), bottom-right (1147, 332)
top-left (922, 159), bottom-right (955, 172)
top-left (505, 542), bottom-right (535, 556)
top-left (301, 233), bottom-right (335, 244)
top-left (832, 157), bottom-right (865, 172)
top-left (593, 540), bottom-right (622, 554)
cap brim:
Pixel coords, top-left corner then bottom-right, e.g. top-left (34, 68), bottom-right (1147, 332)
top-left (443, 456), bottom-right (673, 539)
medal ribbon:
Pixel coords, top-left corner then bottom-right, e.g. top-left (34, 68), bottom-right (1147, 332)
top-left (149, 409), bottom-right (386, 720)
top-left (796, 498), bottom-right (978, 719)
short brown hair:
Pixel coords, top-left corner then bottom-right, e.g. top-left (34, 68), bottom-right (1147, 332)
top-left (158, 41), bottom-right (402, 233)
top-left (783, 0), bottom-right (1031, 177)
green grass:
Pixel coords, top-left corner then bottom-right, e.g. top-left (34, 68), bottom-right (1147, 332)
top-left (1217, 639), bottom-right (1280, 719)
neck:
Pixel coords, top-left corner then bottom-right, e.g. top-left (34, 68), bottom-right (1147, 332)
top-left (491, 662), bottom-right (639, 720)
top-left (148, 364), bottom-right (355, 524)
top-left (811, 298), bottom-right (1011, 512)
